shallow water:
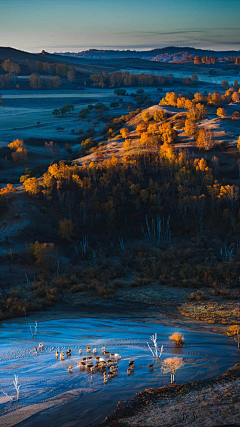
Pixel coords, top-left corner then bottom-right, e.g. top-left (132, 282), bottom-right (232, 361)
top-left (0, 317), bottom-right (239, 426)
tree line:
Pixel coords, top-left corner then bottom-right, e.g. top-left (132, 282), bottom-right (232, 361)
top-left (89, 71), bottom-right (174, 88)
top-left (0, 59), bottom-right (76, 88)
top-left (22, 148), bottom-right (240, 239)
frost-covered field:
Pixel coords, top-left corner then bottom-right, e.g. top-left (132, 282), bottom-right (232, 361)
top-left (0, 89), bottom-right (117, 143)
top-left (0, 71), bottom-right (229, 146)
top-left (0, 317), bottom-right (239, 427)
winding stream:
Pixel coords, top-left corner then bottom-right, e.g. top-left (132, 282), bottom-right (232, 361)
top-left (0, 317), bottom-right (239, 427)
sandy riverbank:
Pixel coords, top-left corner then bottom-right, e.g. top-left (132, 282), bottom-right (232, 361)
top-left (94, 364), bottom-right (240, 427)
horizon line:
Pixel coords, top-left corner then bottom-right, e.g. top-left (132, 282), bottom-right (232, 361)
top-left (3, 44), bottom-right (240, 54)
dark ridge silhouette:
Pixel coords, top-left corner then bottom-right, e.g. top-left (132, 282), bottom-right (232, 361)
top-left (0, 46), bottom-right (58, 63)
top-left (55, 46), bottom-right (240, 62)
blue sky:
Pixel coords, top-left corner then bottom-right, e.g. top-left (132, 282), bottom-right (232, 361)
top-left (1, 0), bottom-right (240, 52)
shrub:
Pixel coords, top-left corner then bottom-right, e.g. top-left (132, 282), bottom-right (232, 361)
top-left (81, 137), bottom-right (97, 153)
top-left (142, 111), bottom-right (150, 123)
top-left (169, 332), bottom-right (185, 346)
top-left (123, 139), bottom-right (131, 150)
top-left (114, 89), bottom-right (126, 96)
top-left (154, 109), bottom-right (167, 122)
top-left (232, 111), bottom-right (240, 120)
top-left (71, 284), bottom-right (85, 293)
top-left (120, 128), bottom-right (130, 138)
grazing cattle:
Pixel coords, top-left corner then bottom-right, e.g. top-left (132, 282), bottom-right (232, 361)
top-left (86, 363), bottom-right (93, 369)
top-left (127, 367), bottom-right (134, 375)
top-left (114, 354), bottom-right (121, 360)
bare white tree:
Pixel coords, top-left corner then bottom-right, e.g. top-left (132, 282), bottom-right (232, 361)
top-left (30, 321), bottom-right (38, 338)
top-left (142, 215), bottom-right (171, 245)
top-left (119, 237), bottom-right (126, 253)
top-left (2, 375), bottom-right (20, 402)
top-left (147, 333), bottom-right (163, 360)
top-left (161, 357), bottom-right (184, 383)
top-left (2, 391), bottom-right (14, 403)
top-left (80, 235), bottom-right (88, 258)
top-left (13, 375), bottom-right (20, 401)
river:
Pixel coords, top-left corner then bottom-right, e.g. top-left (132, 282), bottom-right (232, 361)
top-left (0, 317), bottom-right (239, 427)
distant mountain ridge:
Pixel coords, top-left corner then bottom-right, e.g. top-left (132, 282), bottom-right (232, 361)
top-left (55, 46), bottom-right (240, 62)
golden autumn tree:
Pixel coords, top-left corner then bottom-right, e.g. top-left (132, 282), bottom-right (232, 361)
top-left (29, 241), bottom-right (58, 271)
top-left (232, 92), bottom-right (240, 103)
top-left (161, 357), bottom-right (184, 383)
top-left (218, 185), bottom-right (239, 203)
top-left (194, 92), bottom-right (204, 102)
top-left (217, 107), bottom-right (227, 118)
top-left (140, 132), bottom-right (150, 146)
top-left (164, 92), bottom-right (178, 107)
top-left (147, 123), bottom-right (158, 136)
top-left (154, 109), bottom-right (166, 122)
top-left (58, 218), bottom-right (74, 242)
top-left (8, 139), bottom-right (25, 150)
top-left (123, 138), bottom-right (131, 150)
top-left (0, 183), bottom-right (16, 204)
top-left (184, 119), bottom-right (197, 137)
top-left (196, 128), bottom-right (215, 150)
top-left (136, 123), bottom-right (147, 136)
top-left (120, 128), bottom-right (130, 138)
top-left (23, 177), bottom-right (41, 196)
top-left (8, 139), bottom-right (28, 164)
top-left (140, 132), bottom-right (159, 147)
top-left (177, 96), bottom-right (186, 109)
top-left (184, 99), bottom-right (194, 110)
top-left (160, 143), bottom-right (175, 162)
top-left (208, 92), bottom-right (223, 107)
top-left (11, 147), bottom-right (28, 164)
top-left (159, 122), bottom-right (176, 144)
top-left (237, 136), bottom-right (240, 153)
top-left (142, 111), bottom-right (151, 123)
